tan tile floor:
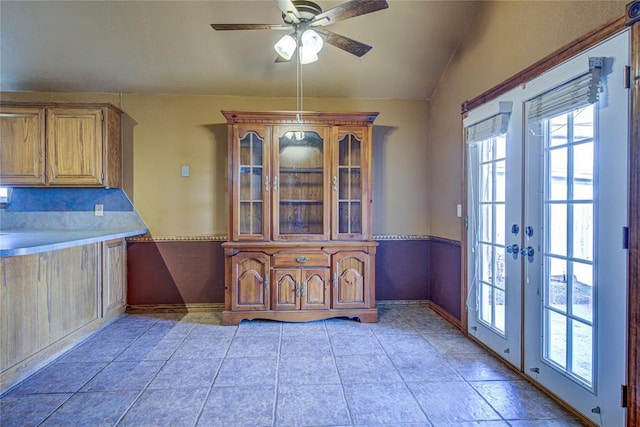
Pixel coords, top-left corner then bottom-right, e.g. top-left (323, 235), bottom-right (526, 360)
top-left (0, 305), bottom-right (584, 426)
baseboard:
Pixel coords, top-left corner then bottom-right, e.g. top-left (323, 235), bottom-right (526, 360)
top-left (126, 303), bottom-right (225, 313)
top-left (375, 299), bottom-right (430, 307)
top-left (427, 300), bottom-right (462, 330)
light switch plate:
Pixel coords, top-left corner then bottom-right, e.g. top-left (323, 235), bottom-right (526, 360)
top-left (181, 165), bottom-right (190, 177)
top-left (94, 204), bottom-right (104, 217)
top-left (456, 204), bottom-right (462, 218)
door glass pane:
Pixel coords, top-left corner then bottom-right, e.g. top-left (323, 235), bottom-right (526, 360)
top-left (547, 310), bottom-right (567, 369)
top-left (549, 147), bottom-right (567, 200)
top-left (573, 203), bottom-right (593, 261)
top-left (548, 204), bottom-right (567, 256)
top-left (480, 164), bottom-right (493, 202)
top-left (495, 204), bottom-right (505, 245)
top-left (480, 205), bottom-right (492, 242)
top-left (548, 257), bottom-right (567, 313)
top-left (573, 142), bottom-right (593, 199)
top-left (495, 289), bottom-right (506, 332)
top-left (573, 105), bottom-right (594, 142)
top-left (571, 319), bottom-right (593, 383)
top-left (278, 131), bottom-right (324, 235)
top-left (549, 114), bottom-right (568, 147)
top-left (238, 133), bottom-right (263, 235)
top-left (572, 261), bottom-right (593, 322)
top-left (495, 160), bottom-right (506, 202)
top-left (337, 133), bottom-right (363, 236)
top-left (481, 283), bottom-right (493, 325)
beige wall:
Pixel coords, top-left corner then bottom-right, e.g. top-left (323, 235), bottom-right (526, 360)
top-left (1, 91), bottom-right (430, 237)
top-left (427, 0), bottom-right (624, 241)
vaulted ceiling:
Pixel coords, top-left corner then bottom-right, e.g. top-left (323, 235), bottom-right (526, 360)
top-left (0, 0), bottom-right (478, 100)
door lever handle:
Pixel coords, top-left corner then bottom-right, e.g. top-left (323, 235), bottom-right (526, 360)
top-left (520, 246), bottom-right (535, 257)
top-left (506, 243), bottom-right (519, 254)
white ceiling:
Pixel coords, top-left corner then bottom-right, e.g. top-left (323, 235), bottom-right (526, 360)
top-left (0, 0), bottom-right (478, 100)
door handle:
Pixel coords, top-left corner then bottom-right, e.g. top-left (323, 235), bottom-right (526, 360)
top-left (520, 246), bottom-right (535, 258)
top-left (506, 243), bottom-right (519, 254)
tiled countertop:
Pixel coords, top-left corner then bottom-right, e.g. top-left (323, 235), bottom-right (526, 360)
top-left (0, 227), bottom-right (149, 257)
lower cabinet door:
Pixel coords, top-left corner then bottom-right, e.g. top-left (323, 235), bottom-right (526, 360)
top-left (102, 238), bottom-right (126, 318)
top-left (332, 251), bottom-right (370, 309)
top-left (301, 268), bottom-right (330, 310)
top-left (273, 269), bottom-right (301, 311)
top-left (272, 268), bottom-right (331, 311)
top-left (231, 252), bottom-right (270, 311)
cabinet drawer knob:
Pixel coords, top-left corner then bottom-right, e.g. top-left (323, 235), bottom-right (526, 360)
top-left (296, 256), bottom-right (310, 263)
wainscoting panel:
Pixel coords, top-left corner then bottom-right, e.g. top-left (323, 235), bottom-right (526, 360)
top-left (127, 239), bottom-right (225, 305)
top-left (126, 236), bottom-right (460, 321)
top-left (428, 237), bottom-right (462, 321)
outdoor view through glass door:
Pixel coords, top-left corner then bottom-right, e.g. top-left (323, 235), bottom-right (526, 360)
top-left (466, 31), bottom-right (629, 426)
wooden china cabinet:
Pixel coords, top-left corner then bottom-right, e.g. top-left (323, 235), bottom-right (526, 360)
top-left (221, 111), bottom-right (379, 325)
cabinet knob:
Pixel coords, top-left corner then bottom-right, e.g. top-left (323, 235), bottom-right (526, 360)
top-left (296, 256), bottom-right (310, 263)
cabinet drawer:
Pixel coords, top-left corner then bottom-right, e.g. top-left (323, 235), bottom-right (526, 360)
top-left (272, 252), bottom-right (329, 267)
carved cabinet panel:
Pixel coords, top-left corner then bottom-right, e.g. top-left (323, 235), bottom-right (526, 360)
top-left (230, 252), bottom-right (270, 311)
top-left (333, 251), bottom-right (370, 309)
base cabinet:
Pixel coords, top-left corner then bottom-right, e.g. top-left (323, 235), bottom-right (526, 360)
top-left (1, 241), bottom-right (128, 393)
top-left (223, 243), bottom-right (377, 325)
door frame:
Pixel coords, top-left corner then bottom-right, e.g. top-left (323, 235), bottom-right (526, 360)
top-left (460, 6), bottom-right (640, 425)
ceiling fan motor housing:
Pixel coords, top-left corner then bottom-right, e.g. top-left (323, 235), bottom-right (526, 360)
top-left (283, 0), bottom-right (323, 23)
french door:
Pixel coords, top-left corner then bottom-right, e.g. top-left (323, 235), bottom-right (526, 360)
top-left (522, 31), bottom-right (629, 426)
top-left (466, 30), bottom-right (629, 426)
top-left (465, 92), bottom-right (523, 370)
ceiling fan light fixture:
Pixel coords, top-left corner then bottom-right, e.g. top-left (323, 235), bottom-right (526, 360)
top-left (299, 45), bottom-right (319, 64)
top-left (300, 29), bottom-right (323, 55)
top-left (274, 34), bottom-right (297, 60)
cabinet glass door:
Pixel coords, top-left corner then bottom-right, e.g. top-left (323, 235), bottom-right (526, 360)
top-left (273, 127), bottom-right (329, 240)
top-left (233, 126), bottom-right (270, 241)
top-left (333, 129), bottom-right (368, 240)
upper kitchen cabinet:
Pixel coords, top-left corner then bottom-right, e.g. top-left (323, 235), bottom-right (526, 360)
top-left (0, 106), bottom-right (45, 185)
top-left (0, 102), bottom-right (122, 188)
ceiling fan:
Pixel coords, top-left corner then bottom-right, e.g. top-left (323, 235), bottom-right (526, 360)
top-left (211, 0), bottom-right (389, 63)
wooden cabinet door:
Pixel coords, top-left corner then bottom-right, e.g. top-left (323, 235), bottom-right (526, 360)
top-left (272, 125), bottom-right (331, 241)
top-left (332, 251), bottom-right (370, 309)
top-left (230, 252), bottom-right (270, 311)
top-left (272, 268), bottom-right (300, 311)
top-left (102, 238), bottom-right (126, 319)
top-left (0, 106), bottom-right (45, 185)
top-left (331, 127), bottom-right (371, 240)
top-left (46, 107), bottom-right (104, 185)
top-left (301, 268), bottom-right (330, 310)
top-left (231, 125), bottom-right (271, 241)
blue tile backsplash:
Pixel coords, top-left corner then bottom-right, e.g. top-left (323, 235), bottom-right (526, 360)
top-left (3, 188), bottom-right (134, 212)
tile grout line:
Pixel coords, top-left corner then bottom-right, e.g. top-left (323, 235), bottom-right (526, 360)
top-left (271, 322), bottom-right (283, 427)
top-left (114, 316), bottom-right (196, 426)
top-left (191, 321), bottom-right (240, 427)
top-left (325, 319), bottom-right (356, 427)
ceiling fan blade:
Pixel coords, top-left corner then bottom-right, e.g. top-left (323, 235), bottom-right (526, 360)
top-left (311, 0), bottom-right (388, 26)
top-left (211, 24), bottom-right (291, 31)
top-left (315, 28), bottom-right (372, 57)
top-left (273, 0), bottom-right (301, 23)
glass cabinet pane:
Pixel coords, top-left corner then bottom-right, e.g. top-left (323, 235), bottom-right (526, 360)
top-left (337, 133), bottom-right (363, 235)
top-left (238, 132), bottom-right (264, 235)
top-left (278, 131), bottom-right (324, 235)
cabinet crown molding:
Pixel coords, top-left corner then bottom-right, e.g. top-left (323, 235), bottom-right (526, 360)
top-left (221, 110), bottom-right (379, 125)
